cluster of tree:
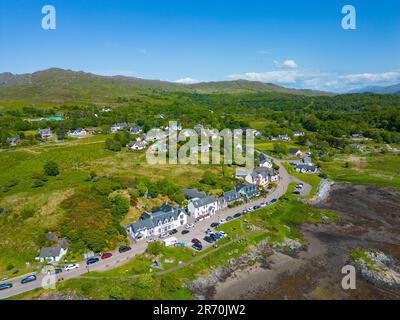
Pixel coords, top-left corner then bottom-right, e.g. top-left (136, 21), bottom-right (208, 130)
top-left (130, 176), bottom-right (185, 204)
top-left (60, 177), bottom-right (129, 253)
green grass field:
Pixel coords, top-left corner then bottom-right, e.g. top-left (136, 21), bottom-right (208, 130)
top-left (320, 152), bottom-right (400, 188)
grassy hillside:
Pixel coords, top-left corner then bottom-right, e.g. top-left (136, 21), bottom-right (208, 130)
top-left (0, 68), bottom-right (331, 103)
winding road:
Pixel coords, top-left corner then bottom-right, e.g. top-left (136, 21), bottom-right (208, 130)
top-left (0, 157), bottom-right (311, 299)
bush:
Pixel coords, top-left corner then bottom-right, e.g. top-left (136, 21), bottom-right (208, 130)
top-left (44, 161), bottom-right (59, 176)
top-left (32, 180), bottom-right (45, 188)
top-left (146, 241), bottom-right (164, 256)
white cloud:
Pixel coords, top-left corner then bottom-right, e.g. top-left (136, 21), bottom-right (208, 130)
top-left (175, 77), bottom-right (200, 84)
top-left (339, 71), bottom-right (400, 84)
top-left (227, 70), bottom-right (330, 85)
top-left (281, 60), bottom-right (298, 69)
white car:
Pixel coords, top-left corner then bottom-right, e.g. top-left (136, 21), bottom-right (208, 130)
top-left (160, 233), bottom-right (169, 238)
top-left (64, 264), bottom-right (80, 271)
top-left (185, 223), bottom-right (194, 229)
top-left (219, 219), bottom-right (226, 224)
top-left (218, 231), bottom-right (227, 237)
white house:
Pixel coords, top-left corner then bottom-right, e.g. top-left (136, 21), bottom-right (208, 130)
top-left (129, 204), bottom-right (187, 239)
top-left (187, 196), bottom-right (219, 220)
top-left (126, 141), bottom-right (147, 151)
top-left (39, 128), bottom-right (52, 140)
top-left (259, 158), bottom-right (273, 168)
top-left (235, 167), bottom-right (279, 187)
top-left (68, 128), bottom-right (87, 137)
top-left (37, 245), bottom-right (68, 263)
top-left (293, 131), bottom-right (305, 136)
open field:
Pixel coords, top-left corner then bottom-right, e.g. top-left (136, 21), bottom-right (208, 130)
top-left (320, 152), bottom-right (400, 188)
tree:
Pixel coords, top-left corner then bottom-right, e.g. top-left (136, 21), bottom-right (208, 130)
top-left (44, 161), bottom-right (59, 176)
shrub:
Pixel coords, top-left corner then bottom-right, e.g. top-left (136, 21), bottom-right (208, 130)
top-left (44, 161), bottom-right (59, 176)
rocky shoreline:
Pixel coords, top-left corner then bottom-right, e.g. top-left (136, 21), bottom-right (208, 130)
top-left (203, 183), bottom-right (400, 300)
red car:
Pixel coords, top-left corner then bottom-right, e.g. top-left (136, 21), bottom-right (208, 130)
top-left (191, 238), bottom-right (201, 244)
top-left (101, 252), bottom-right (113, 260)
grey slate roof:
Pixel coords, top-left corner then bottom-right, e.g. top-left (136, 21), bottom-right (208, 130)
top-left (130, 203), bottom-right (183, 234)
top-left (236, 184), bottom-right (260, 198)
top-left (189, 196), bottom-right (218, 209)
top-left (223, 190), bottom-right (242, 203)
top-left (183, 188), bottom-right (207, 200)
top-left (39, 246), bottom-right (63, 258)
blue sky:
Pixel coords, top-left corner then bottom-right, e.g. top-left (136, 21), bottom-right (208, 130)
top-left (0, 0), bottom-right (399, 92)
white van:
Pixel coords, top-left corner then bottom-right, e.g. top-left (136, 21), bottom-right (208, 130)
top-left (163, 237), bottom-right (178, 247)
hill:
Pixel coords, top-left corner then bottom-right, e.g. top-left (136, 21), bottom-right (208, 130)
top-left (349, 83), bottom-right (400, 95)
top-left (0, 68), bottom-right (331, 103)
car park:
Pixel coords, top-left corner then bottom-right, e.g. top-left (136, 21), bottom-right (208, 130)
top-left (21, 275), bottom-right (37, 284)
top-left (86, 257), bottom-right (99, 265)
top-left (0, 283), bottom-right (12, 290)
top-left (64, 263), bottom-right (80, 271)
top-left (101, 252), bottom-right (112, 260)
top-left (181, 229), bottom-right (190, 235)
top-left (118, 245), bottom-right (131, 253)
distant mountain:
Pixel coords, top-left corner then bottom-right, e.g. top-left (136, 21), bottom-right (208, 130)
top-left (0, 68), bottom-right (332, 103)
top-left (349, 83), bottom-right (400, 95)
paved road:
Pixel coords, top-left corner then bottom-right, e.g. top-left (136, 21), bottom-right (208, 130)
top-left (0, 160), bottom-right (293, 299)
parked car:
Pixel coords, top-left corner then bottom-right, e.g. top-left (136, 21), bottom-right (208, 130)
top-left (210, 222), bottom-right (220, 228)
top-left (0, 283), bottom-right (13, 291)
top-left (191, 238), bottom-right (201, 244)
top-left (270, 198), bottom-right (278, 204)
top-left (219, 219), bottom-right (226, 224)
top-left (48, 268), bottom-right (63, 275)
top-left (181, 229), bottom-right (190, 235)
top-left (64, 264), bottom-right (80, 271)
top-left (86, 257), bottom-right (99, 265)
top-left (21, 275), bottom-right (37, 284)
top-left (226, 216), bottom-right (233, 221)
top-left (218, 231), bottom-right (227, 237)
top-left (118, 245), bottom-right (131, 253)
top-left (215, 231), bottom-right (226, 238)
top-left (205, 228), bottom-right (213, 234)
top-left (185, 223), bottom-right (194, 229)
top-left (192, 243), bottom-right (203, 251)
top-left (254, 205), bottom-right (261, 210)
top-left (210, 233), bottom-right (220, 241)
top-left (160, 233), bottom-right (169, 238)
top-left (169, 229), bottom-right (178, 235)
top-left (101, 252), bottom-right (113, 260)
top-left (233, 213), bottom-right (242, 218)
top-left (203, 236), bottom-right (214, 243)
top-left (293, 191), bottom-right (301, 195)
